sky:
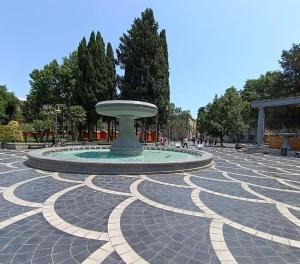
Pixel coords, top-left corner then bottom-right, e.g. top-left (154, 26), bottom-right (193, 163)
top-left (1, 0), bottom-right (300, 118)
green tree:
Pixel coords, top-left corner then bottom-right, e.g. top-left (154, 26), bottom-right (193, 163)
top-left (168, 103), bottom-right (192, 140)
top-left (60, 51), bottom-right (78, 106)
top-left (241, 71), bottom-right (299, 130)
top-left (197, 87), bottom-right (248, 145)
top-left (280, 43), bottom-right (300, 95)
top-left (77, 32), bottom-right (108, 141)
top-left (66, 105), bottom-right (86, 142)
top-left (105, 42), bottom-right (117, 141)
top-left (117, 8), bottom-right (170, 138)
top-left (27, 60), bottom-right (61, 118)
top-left (106, 42), bottom-right (117, 100)
top-left (0, 85), bottom-right (20, 124)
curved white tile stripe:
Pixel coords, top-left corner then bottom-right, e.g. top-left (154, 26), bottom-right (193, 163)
top-left (3, 176), bottom-right (49, 208)
top-left (214, 155), bottom-right (300, 176)
top-left (219, 170), bottom-right (300, 193)
top-left (82, 242), bottom-right (114, 264)
top-left (277, 179), bottom-right (300, 190)
top-left (188, 173), bottom-right (235, 183)
top-left (191, 189), bottom-right (300, 248)
top-left (141, 174), bottom-right (191, 188)
top-left (51, 172), bottom-right (83, 183)
top-left (0, 168), bottom-right (30, 175)
top-left (108, 196), bottom-right (149, 264)
top-left (184, 174), bottom-right (269, 204)
top-left (241, 182), bottom-right (300, 211)
top-left (42, 183), bottom-right (108, 241)
top-left (130, 179), bottom-right (206, 217)
top-left (276, 204), bottom-right (300, 227)
top-left (0, 208), bottom-right (42, 229)
top-left (210, 220), bottom-right (237, 264)
top-left (85, 175), bottom-right (131, 196)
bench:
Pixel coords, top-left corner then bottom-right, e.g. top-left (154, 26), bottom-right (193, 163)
top-left (295, 152), bottom-right (300, 158)
top-left (28, 143), bottom-right (46, 149)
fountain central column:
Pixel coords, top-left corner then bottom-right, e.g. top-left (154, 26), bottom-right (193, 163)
top-left (110, 116), bottom-right (143, 156)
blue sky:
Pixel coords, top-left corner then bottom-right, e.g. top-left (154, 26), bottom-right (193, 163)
top-left (1, 0), bottom-right (299, 117)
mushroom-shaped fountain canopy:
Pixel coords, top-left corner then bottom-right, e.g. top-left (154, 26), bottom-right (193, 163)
top-left (95, 100), bottom-right (158, 118)
top-left (95, 100), bottom-right (158, 156)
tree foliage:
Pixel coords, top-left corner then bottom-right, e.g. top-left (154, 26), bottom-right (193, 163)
top-left (0, 85), bottom-right (19, 124)
top-left (169, 103), bottom-right (192, 140)
top-left (0, 121), bottom-right (24, 142)
top-left (280, 44), bottom-right (300, 95)
top-left (197, 87), bottom-right (249, 143)
top-left (117, 8), bottom-right (170, 125)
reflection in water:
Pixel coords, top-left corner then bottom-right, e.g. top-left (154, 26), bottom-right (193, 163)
top-left (49, 149), bottom-right (200, 163)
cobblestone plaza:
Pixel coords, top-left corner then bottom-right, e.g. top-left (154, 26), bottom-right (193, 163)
top-left (0, 148), bottom-right (300, 263)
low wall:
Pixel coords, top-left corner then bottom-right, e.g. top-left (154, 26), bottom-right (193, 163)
top-left (267, 135), bottom-right (300, 150)
top-left (2, 143), bottom-right (45, 150)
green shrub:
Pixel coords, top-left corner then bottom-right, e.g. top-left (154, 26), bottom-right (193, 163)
top-left (0, 121), bottom-right (24, 142)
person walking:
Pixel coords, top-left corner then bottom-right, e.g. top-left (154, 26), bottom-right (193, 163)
top-left (183, 137), bottom-right (188, 148)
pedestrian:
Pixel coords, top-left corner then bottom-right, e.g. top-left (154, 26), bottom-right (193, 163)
top-left (183, 137), bottom-right (188, 148)
top-left (214, 139), bottom-right (217, 146)
top-left (204, 138), bottom-right (207, 146)
top-left (192, 137), bottom-right (196, 146)
top-left (180, 136), bottom-right (184, 147)
top-left (51, 135), bottom-right (55, 147)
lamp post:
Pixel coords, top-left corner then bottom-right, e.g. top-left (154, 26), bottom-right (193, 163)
top-left (55, 105), bottom-right (61, 146)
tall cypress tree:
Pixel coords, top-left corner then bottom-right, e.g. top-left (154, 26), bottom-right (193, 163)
top-left (117, 8), bottom-right (170, 136)
top-left (106, 42), bottom-right (116, 100)
top-left (158, 29), bottom-right (170, 125)
top-left (77, 36), bottom-right (97, 140)
top-left (77, 32), bottom-right (109, 141)
top-left (117, 8), bottom-right (159, 101)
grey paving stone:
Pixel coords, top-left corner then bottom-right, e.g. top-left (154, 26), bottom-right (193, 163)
top-left (0, 213), bottom-right (104, 264)
top-left (251, 185), bottom-right (300, 208)
top-left (54, 186), bottom-right (127, 232)
top-left (200, 192), bottom-right (300, 240)
top-left (191, 176), bottom-right (258, 198)
top-left (92, 174), bottom-right (137, 192)
top-left (224, 224), bottom-right (300, 264)
top-left (138, 180), bottom-right (202, 212)
top-left (14, 176), bottom-right (75, 203)
top-left (0, 194), bottom-right (34, 222)
top-left (101, 251), bottom-right (125, 264)
top-left (147, 174), bottom-right (188, 186)
top-left (121, 200), bottom-right (220, 264)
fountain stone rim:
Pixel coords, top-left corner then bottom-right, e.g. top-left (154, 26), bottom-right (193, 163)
top-left (26, 145), bottom-right (213, 175)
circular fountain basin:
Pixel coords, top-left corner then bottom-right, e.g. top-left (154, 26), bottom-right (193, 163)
top-left (26, 146), bottom-right (213, 174)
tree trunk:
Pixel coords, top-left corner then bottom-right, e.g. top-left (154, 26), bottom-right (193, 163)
top-left (141, 118), bottom-right (146, 143)
top-left (114, 119), bottom-right (117, 140)
top-left (88, 121), bottom-right (94, 142)
top-left (156, 123), bottom-right (160, 142)
top-left (107, 119), bottom-right (111, 142)
top-left (78, 122), bottom-right (82, 141)
top-left (71, 120), bottom-right (74, 141)
top-left (45, 129), bottom-right (50, 142)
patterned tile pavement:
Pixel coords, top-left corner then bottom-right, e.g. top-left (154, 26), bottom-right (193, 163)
top-left (0, 147), bottom-right (300, 263)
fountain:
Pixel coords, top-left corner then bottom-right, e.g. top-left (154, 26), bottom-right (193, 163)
top-left (26, 100), bottom-right (213, 174)
top-left (95, 100), bottom-right (157, 156)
